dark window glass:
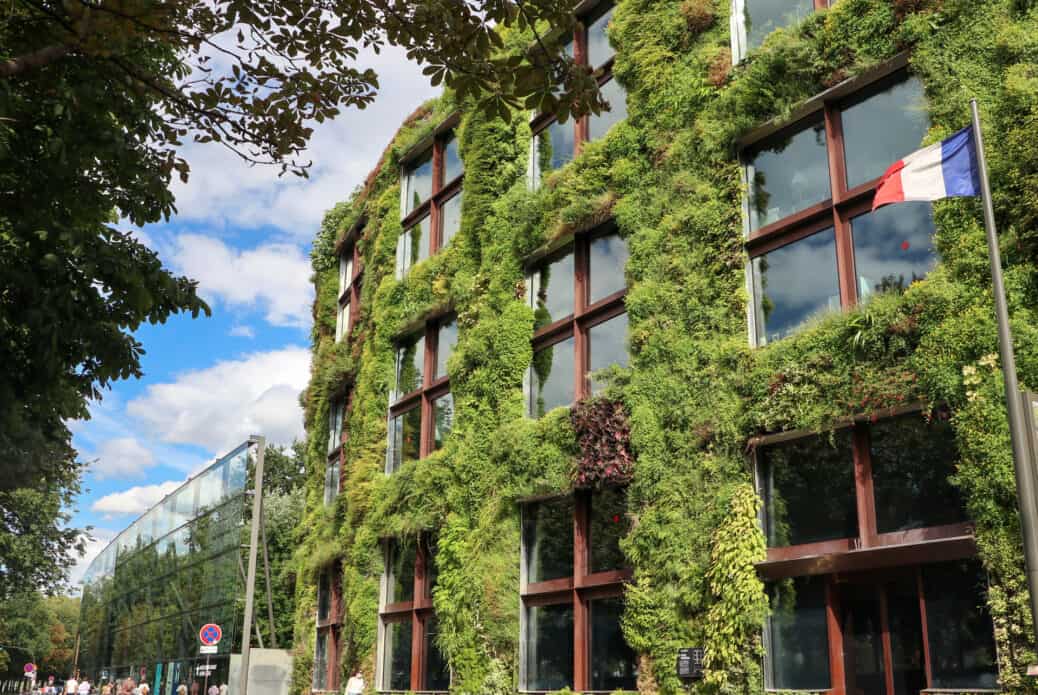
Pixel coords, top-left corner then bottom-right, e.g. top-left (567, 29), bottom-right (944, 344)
top-left (588, 233), bottom-right (628, 303)
top-left (317, 571), bottom-right (331, 622)
top-left (923, 561), bottom-right (998, 689)
top-left (870, 415), bottom-right (967, 534)
top-left (761, 430), bottom-right (858, 547)
top-left (840, 581), bottom-right (889, 695)
top-left (886, 576), bottom-right (927, 695)
top-left (523, 497), bottom-right (574, 583)
top-left (396, 215), bottom-right (431, 278)
top-left (531, 249), bottom-right (575, 328)
top-left (744, 0), bottom-right (814, 52)
top-left (441, 191), bottom-right (462, 247)
top-left (324, 460), bottom-right (340, 505)
top-left (590, 488), bottom-right (629, 573)
top-left (766, 576), bottom-right (830, 690)
top-left (443, 134), bottom-right (463, 184)
top-left (405, 150), bottom-right (434, 215)
top-left (535, 120), bottom-right (575, 179)
top-left (433, 393), bottom-right (454, 451)
top-left (530, 336), bottom-right (576, 417)
top-left (524, 603), bottom-right (574, 690)
top-left (586, 4), bottom-right (615, 68)
top-left (389, 407), bottom-right (421, 472)
top-left (435, 319), bottom-right (457, 380)
top-left (384, 619), bottom-right (413, 691)
top-left (753, 228), bottom-right (840, 344)
top-left (396, 334), bottom-right (425, 397)
top-left (588, 78), bottom-right (627, 141)
top-left (589, 596), bottom-right (637, 691)
top-left (588, 313), bottom-right (628, 394)
top-left (313, 629), bottom-right (329, 690)
top-left (842, 77), bottom-right (930, 189)
top-left (424, 616), bottom-right (451, 691)
top-left (747, 119), bottom-right (830, 231)
top-left (851, 202), bottom-right (937, 300)
top-left (389, 540), bottom-right (416, 604)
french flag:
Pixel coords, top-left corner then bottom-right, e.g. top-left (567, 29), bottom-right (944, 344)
top-left (872, 127), bottom-right (981, 211)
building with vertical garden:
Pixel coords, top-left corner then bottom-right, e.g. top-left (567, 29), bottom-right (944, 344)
top-left (291, 1), bottom-right (1038, 694)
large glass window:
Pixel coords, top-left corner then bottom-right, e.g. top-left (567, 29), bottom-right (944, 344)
top-left (740, 0), bottom-right (815, 55)
top-left (440, 192), bottom-right (462, 248)
top-left (744, 72), bottom-right (935, 345)
top-left (527, 228), bottom-right (629, 417)
top-left (387, 407), bottom-right (421, 473)
top-left (396, 216), bottom-right (430, 280)
top-left (922, 561), bottom-right (998, 689)
top-left (399, 130), bottom-right (463, 278)
top-left (328, 399), bottom-right (344, 454)
top-left (521, 490), bottom-right (636, 692)
top-left (588, 77), bottom-right (628, 142)
top-left (765, 576), bottom-right (830, 690)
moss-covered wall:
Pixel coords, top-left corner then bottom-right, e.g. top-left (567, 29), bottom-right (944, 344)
top-left (290, 1), bottom-right (1038, 693)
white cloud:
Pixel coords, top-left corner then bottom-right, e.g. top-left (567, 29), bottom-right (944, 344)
top-left (68, 528), bottom-right (118, 591)
top-left (91, 481), bottom-right (182, 515)
top-left (126, 347), bottom-right (310, 453)
top-left (230, 324), bottom-right (256, 338)
top-left (89, 437), bottom-right (156, 480)
top-left (168, 234), bottom-right (313, 328)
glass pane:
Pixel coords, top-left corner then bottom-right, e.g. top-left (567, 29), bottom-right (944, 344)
top-left (523, 603), bottom-right (573, 691)
top-left (339, 251), bottom-right (353, 297)
top-left (886, 575), bottom-right (927, 695)
top-left (435, 319), bottom-right (457, 380)
top-left (328, 400), bottom-right (343, 453)
top-left (390, 407), bottom-right (422, 471)
top-left (443, 134), bottom-right (463, 183)
top-left (226, 449), bottom-right (248, 493)
top-left (530, 336), bottom-right (576, 417)
top-left (766, 576), bottom-right (830, 690)
top-left (842, 76), bottom-right (930, 189)
top-left (317, 571), bottom-right (331, 622)
top-left (753, 228), bottom-right (840, 344)
top-left (324, 461), bottom-right (340, 505)
top-left (423, 616), bottom-right (451, 691)
top-left (852, 202), bottom-right (936, 300)
top-left (196, 465), bottom-right (225, 513)
top-left (530, 249), bottom-right (575, 328)
top-left (923, 561), bottom-right (998, 689)
top-left (747, 120), bottom-right (830, 230)
top-left (404, 149), bottom-right (433, 215)
top-left (523, 497), bottom-right (574, 583)
top-left (313, 630), bottom-right (328, 690)
top-left (586, 4), bottom-right (615, 68)
top-left (745, 0), bottom-right (814, 52)
top-left (589, 596), bottom-right (637, 691)
top-left (433, 393), bottom-right (454, 452)
top-left (440, 191), bottom-right (462, 248)
top-left (534, 120), bottom-right (575, 180)
top-left (588, 78), bottom-right (627, 141)
top-left (389, 540), bottom-right (416, 604)
top-left (336, 300), bottom-right (349, 343)
top-left (588, 233), bottom-right (628, 303)
top-left (841, 582), bottom-right (887, 695)
top-left (760, 430), bottom-right (858, 546)
top-left (395, 334), bottom-right (425, 397)
top-left (870, 415), bottom-right (967, 534)
top-left (397, 216), bottom-right (431, 279)
top-left (588, 313), bottom-right (628, 393)
top-left (590, 488), bottom-right (629, 573)
top-left (384, 620), bottom-right (413, 691)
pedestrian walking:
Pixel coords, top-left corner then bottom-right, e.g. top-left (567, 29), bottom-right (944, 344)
top-left (138, 684), bottom-right (149, 695)
top-left (344, 671), bottom-right (364, 695)
top-left (64, 677), bottom-right (77, 695)
top-left (205, 684), bottom-right (217, 695)
top-left (217, 685), bottom-right (226, 695)
top-left (77, 679), bottom-right (90, 695)
top-left (175, 684), bottom-right (186, 695)
top-left (100, 682), bottom-right (111, 695)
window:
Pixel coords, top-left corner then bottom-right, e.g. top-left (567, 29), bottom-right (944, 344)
top-left (326, 398), bottom-right (346, 504)
top-left (744, 72), bottom-right (934, 344)
top-left (521, 489), bottom-right (637, 692)
top-left (328, 400), bottom-right (344, 455)
top-left (526, 228), bottom-right (629, 417)
top-left (730, 0), bottom-right (828, 61)
top-left (315, 565), bottom-right (342, 692)
top-left (397, 131), bottom-right (464, 279)
top-left (386, 316), bottom-right (457, 472)
top-left (529, 2), bottom-right (626, 186)
top-left (378, 538), bottom-right (449, 692)
top-left (337, 240), bottom-right (361, 343)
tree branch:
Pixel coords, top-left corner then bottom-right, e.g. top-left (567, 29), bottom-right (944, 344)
top-left (0, 43), bottom-right (70, 78)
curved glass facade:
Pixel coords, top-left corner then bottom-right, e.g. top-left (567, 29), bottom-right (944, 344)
top-left (78, 444), bottom-right (252, 694)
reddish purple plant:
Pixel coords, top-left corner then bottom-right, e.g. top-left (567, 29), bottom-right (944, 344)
top-left (571, 397), bottom-right (634, 487)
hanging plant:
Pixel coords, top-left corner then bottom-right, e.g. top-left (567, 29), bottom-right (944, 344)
top-left (571, 397), bottom-right (635, 487)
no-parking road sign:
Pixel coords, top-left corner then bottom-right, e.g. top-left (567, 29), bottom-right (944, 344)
top-left (199, 623), bottom-right (222, 646)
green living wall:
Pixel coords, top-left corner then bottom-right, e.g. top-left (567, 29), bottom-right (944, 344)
top-left (291, 0), bottom-right (1038, 693)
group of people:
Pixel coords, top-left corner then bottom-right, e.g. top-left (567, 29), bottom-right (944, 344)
top-left (35, 676), bottom-right (232, 695)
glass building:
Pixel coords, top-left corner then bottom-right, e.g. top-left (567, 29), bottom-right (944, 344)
top-left (78, 443), bottom-right (253, 695)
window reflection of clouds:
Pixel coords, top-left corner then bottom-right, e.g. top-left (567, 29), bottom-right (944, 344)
top-left (441, 192), bottom-right (462, 247)
top-left (404, 151), bottom-right (433, 215)
top-left (588, 234), bottom-right (628, 303)
top-left (588, 78), bottom-right (627, 142)
top-left (842, 77), bottom-right (930, 189)
top-left (852, 202), bottom-right (936, 299)
top-left (586, 5), bottom-right (615, 68)
top-left (531, 336), bottom-right (576, 417)
top-left (755, 229), bottom-right (840, 343)
top-left (748, 122), bottom-right (830, 231)
top-left (531, 251), bottom-right (575, 325)
top-left (589, 314), bottom-right (628, 393)
top-left (745, 0), bottom-right (814, 52)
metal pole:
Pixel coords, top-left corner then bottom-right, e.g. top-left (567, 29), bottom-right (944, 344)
top-left (260, 518), bottom-right (278, 649)
top-left (971, 99), bottom-right (1038, 638)
top-left (238, 436), bottom-right (266, 695)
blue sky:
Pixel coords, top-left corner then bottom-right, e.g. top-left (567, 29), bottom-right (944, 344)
top-left (67, 46), bottom-right (441, 588)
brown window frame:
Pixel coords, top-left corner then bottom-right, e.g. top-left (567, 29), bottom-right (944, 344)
top-left (314, 563), bottom-right (343, 693)
top-left (742, 67), bottom-right (932, 341)
top-left (378, 537), bottom-right (446, 693)
top-left (529, 1), bottom-right (621, 169)
top-left (399, 131), bottom-right (464, 276)
top-left (520, 490), bottom-right (634, 692)
top-left (387, 315), bottom-right (455, 470)
top-left (337, 239), bottom-right (363, 344)
top-left (527, 225), bottom-right (627, 416)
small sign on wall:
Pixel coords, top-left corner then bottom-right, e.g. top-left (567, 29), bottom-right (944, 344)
top-left (676, 647), bottom-right (705, 681)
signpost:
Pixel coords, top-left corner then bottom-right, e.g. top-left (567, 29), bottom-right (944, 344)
top-left (198, 624), bottom-right (222, 695)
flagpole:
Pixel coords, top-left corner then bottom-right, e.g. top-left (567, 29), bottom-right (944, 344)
top-left (971, 98), bottom-right (1038, 640)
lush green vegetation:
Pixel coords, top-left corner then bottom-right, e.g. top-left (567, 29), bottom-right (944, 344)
top-left (293, 0), bottom-right (1038, 693)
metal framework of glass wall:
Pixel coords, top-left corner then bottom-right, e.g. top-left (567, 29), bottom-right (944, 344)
top-left (78, 443), bottom-right (253, 695)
